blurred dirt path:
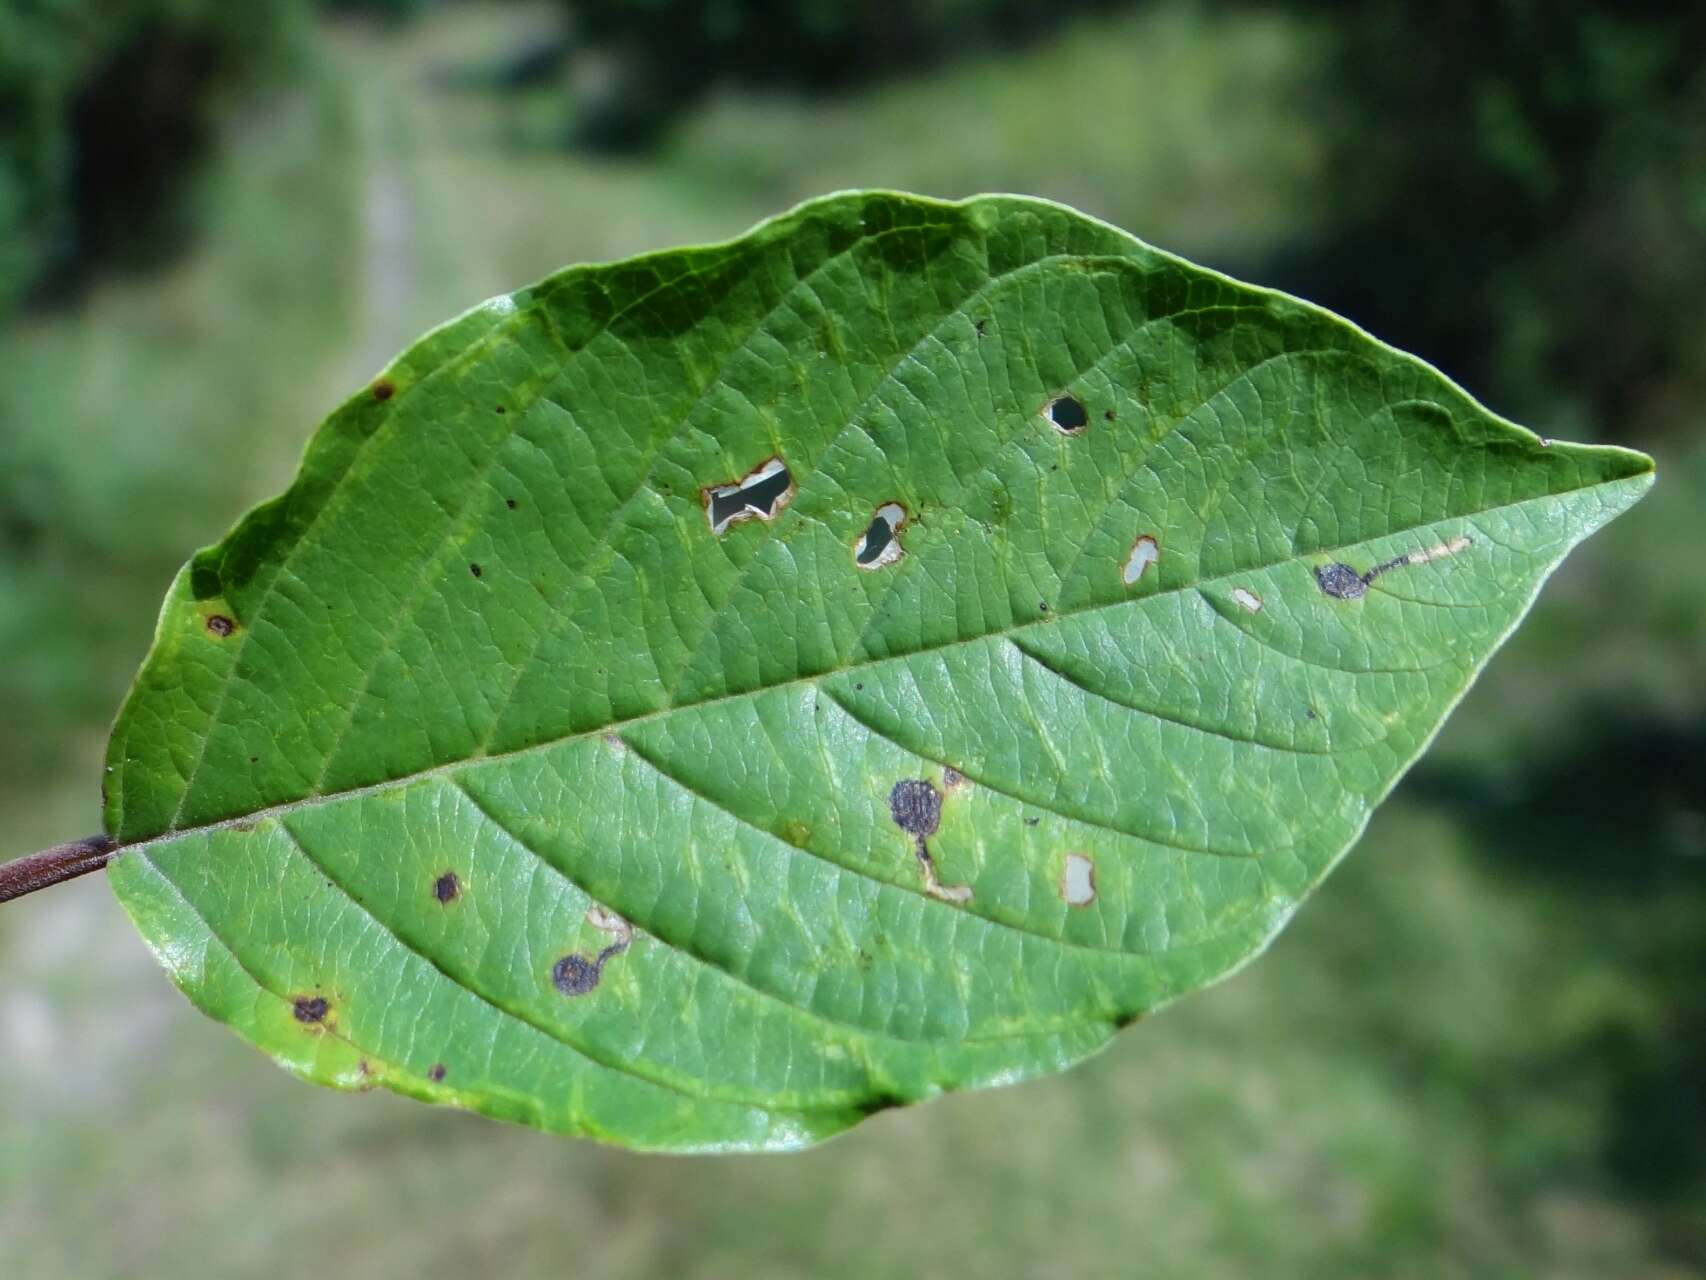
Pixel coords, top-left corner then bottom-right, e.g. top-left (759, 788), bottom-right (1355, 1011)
top-left (347, 40), bottom-right (421, 381)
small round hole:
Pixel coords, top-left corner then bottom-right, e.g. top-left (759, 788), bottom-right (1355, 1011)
top-left (1045, 394), bottom-right (1089, 434)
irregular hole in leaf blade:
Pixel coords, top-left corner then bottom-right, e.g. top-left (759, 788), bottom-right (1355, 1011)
top-left (1122, 535), bottom-right (1160, 586)
top-left (1061, 853), bottom-right (1097, 907)
top-left (705, 457), bottom-right (794, 534)
top-left (854, 502), bottom-right (908, 570)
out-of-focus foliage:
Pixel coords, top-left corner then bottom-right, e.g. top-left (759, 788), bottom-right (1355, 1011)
top-left (0, 0), bottom-right (303, 312)
top-left (558, 0), bottom-right (1131, 148)
top-left (1285, 0), bottom-right (1706, 442)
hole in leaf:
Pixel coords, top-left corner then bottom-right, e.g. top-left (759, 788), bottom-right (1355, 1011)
top-left (1044, 394), bottom-right (1089, 434)
top-left (854, 502), bottom-right (908, 570)
top-left (705, 457), bottom-right (794, 534)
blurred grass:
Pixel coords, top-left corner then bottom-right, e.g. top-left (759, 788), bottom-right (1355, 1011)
top-left (1, 4), bottom-right (1700, 1277)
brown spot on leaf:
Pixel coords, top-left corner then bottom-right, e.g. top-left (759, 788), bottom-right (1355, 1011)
top-left (206, 614), bottom-right (236, 637)
top-left (372, 379), bottom-right (396, 402)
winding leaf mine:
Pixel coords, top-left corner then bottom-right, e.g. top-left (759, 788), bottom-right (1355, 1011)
top-left (101, 192), bottom-right (1652, 1150)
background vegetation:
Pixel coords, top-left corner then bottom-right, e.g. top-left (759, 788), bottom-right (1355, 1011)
top-left (1, 2), bottom-right (1700, 1275)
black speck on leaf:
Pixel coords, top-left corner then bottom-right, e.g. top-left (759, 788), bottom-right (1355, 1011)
top-left (469, 563), bottom-right (483, 579)
top-left (428, 1063), bottom-right (447, 1082)
top-left (372, 379), bottom-right (396, 402)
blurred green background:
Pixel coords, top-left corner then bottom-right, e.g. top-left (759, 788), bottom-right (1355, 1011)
top-left (2, 2), bottom-right (1702, 1276)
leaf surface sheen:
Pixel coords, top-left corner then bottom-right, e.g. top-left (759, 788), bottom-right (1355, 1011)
top-left (102, 192), bottom-right (1652, 1150)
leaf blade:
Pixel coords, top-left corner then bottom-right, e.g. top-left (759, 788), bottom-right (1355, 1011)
top-left (103, 191), bottom-right (1653, 1149)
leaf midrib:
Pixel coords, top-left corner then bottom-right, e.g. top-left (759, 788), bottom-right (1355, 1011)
top-left (120, 475), bottom-right (1623, 859)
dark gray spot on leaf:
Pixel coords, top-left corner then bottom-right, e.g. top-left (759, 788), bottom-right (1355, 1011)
top-left (433, 872), bottom-right (460, 903)
top-left (889, 779), bottom-right (971, 903)
top-left (206, 614), bottom-right (235, 637)
top-left (293, 996), bottom-right (329, 1024)
top-left (1317, 536), bottom-right (1472, 601)
top-left (889, 779), bottom-right (942, 838)
top-left (1315, 562), bottom-right (1368, 600)
top-left (428, 1063), bottom-right (447, 1082)
top-left (552, 953), bottom-right (601, 996)
top-left (553, 907), bottom-right (633, 998)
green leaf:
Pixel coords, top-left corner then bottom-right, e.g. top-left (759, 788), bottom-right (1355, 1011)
top-left (101, 191), bottom-right (1652, 1151)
